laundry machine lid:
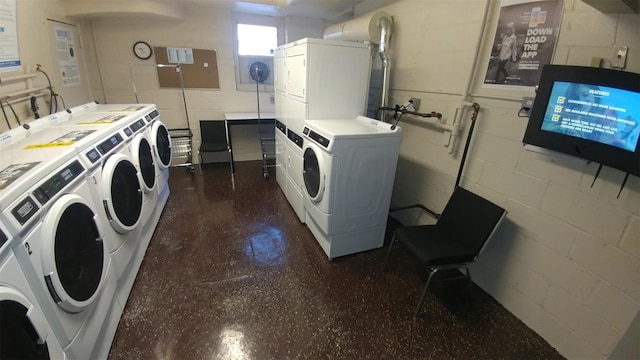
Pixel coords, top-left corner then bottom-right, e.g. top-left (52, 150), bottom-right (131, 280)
top-left (101, 153), bottom-right (143, 233)
top-left (131, 133), bottom-right (156, 193)
top-left (305, 116), bottom-right (401, 140)
top-left (40, 194), bottom-right (108, 313)
top-left (151, 121), bottom-right (172, 169)
top-left (303, 143), bottom-right (326, 203)
top-left (0, 287), bottom-right (52, 359)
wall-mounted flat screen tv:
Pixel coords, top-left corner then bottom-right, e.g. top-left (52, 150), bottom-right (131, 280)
top-left (523, 65), bottom-right (640, 176)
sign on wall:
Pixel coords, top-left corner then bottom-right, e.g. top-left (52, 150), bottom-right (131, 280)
top-left (483, 0), bottom-right (563, 90)
top-left (54, 25), bottom-right (81, 87)
top-left (0, 0), bottom-right (21, 72)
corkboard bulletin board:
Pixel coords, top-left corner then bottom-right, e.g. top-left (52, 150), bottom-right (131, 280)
top-left (154, 47), bottom-right (220, 89)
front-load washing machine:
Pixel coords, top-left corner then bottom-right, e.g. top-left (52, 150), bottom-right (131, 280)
top-left (0, 218), bottom-right (67, 360)
top-left (301, 116), bottom-right (402, 259)
top-left (1, 145), bottom-right (121, 359)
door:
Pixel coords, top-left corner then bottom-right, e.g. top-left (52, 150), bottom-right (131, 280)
top-left (286, 54), bottom-right (307, 101)
top-left (0, 287), bottom-right (51, 359)
top-left (131, 134), bottom-right (156, 193)
top-left (302, 143), bottom-right (326, 203)
top-left (101, 153), bottom-right (142, 234)
top-left (151, 122), bottom-right (172, 169)
top-left (40, 194), bottom-right (108, 313)
top-left (274, 49), bottom-right (287, 94)
top-left (46, 19), bottom-right (93, 108)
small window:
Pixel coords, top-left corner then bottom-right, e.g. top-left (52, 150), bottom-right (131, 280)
top-left (232, 14), bottom-right (283, 91)
top-left (237, 24), bottom-right (277, 56)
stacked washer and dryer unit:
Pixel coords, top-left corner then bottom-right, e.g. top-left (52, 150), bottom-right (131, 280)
top-left (274, 37), bottom-right (402, 260)
top-left (274, 38), bottom-right (372, 223)
top-left (0, 103), bottom-right (172, 359)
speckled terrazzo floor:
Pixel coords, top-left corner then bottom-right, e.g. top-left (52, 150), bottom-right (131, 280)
top-left (108, 161), bottom-right (564, 360)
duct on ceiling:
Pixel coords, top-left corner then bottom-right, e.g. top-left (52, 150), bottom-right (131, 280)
top-left (63, 0), bottom-right (186, 20)
top-left (323, 11), bottom-right (393, 117)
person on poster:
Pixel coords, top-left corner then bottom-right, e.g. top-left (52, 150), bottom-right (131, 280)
top-left (494, 23), bottom-right (518, 84)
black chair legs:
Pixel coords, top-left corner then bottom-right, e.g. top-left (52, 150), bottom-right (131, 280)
top-left (382, 235), bottom-right (396, 271)
top-left (415, 268), bottom-right (439, 317)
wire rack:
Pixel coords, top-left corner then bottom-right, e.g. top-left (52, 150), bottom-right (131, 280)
top-left (168, 128), bottom-right (195, 172)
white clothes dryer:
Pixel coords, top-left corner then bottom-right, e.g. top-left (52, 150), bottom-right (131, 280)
top-left (67, 102), bottom-right (170, 216)
top-left (301, 116), bottom-right (402, 259)
top-left (63, 104), bottom-right (167, 306)
top-left (64, 105), bottom-right (160, 228)
top-left (35, 116), bottom-right (146, 272)
top-left (3, 154), bottom-right (121, 360)
top-left (75, 129), bottom-right (149, 308)
top-left (0, 218), bottom-right (67, 360)
top-left (0, 126), bottom-right (84, 233)
top-left (148, 116), bottom-right (172, 209)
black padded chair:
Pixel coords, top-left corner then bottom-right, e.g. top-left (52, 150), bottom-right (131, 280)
top-left (198, 120), bottom-right (234, 176)
top-left (383, 186), bottom-right (507, 317)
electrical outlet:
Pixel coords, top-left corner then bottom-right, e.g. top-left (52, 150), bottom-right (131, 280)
top-left (520, 96), bottom-right (535, 117)
top-left (611, 46), bottom-right (628, 69)
top-left (522, 96), bottom-right (535, 109)
top-left (409, 97), bottom-right (421, 112)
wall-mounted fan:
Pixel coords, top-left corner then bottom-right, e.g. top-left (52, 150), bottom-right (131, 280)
top-left (249, 61), bottom-right (270, 84)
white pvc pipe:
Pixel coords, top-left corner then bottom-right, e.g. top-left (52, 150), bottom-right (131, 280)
top-left (0, 73), bottom-right (38, 84)
top-left (6, 92), bottom-right (47, 106)
top-left (5, 86), bottom-right (48, 99)
top-left (448, 0), bottom-right (491, 154)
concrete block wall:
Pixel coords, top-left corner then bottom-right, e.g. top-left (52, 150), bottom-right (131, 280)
top-left (360, 0), bottom-right (639, 358)
top-left (8, 0), bottom-right (638, 358)
top-left (90, 3), bottom-right (325, 163)
top-left (0, 0), bottom-right (94, 132)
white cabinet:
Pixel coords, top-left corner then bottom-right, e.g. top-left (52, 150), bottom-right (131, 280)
top-left (274, 38), bottom-right (372, 223)
top-left (274, 50), bottom-right (287, 94)
top-left (275, 128), bottom-right (287, 192)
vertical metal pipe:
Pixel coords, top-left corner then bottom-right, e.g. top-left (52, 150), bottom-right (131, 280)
top-left (177, 64), bottom-right (190, 129)
top-left (449, 0), bottom-right (490, 153)
top-left (378, 16), bottom-right (392, 120)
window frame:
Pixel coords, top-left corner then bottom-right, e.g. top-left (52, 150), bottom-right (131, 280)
top-left (232, 13), bottom-right (284, 92)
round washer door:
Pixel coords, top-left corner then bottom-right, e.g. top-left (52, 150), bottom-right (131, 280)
top-left (0, 287), bottom-right (52, 359)
top-left (40, 194), bottom-right (109, 313)
top-left (131, 133), bottom-right (156, 193)
top-left (101, 153), bottom-right (142, 233)
top-left (151, 121), bottom-right (172, 170)
top-left (303, 143), bottom-right (326, 203)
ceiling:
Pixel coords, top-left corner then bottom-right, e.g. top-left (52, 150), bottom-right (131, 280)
top-left (193, 0), bottom-right (369, 20)
top-left (63, 0), bottom-right (383, 22)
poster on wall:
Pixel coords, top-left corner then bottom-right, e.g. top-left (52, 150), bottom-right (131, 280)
top-left (54, 26), bottom-right (81, 87)
top-left (483, 0), bottom-right (563, 90)
top-left (0, 0), bottom-right (21, 72)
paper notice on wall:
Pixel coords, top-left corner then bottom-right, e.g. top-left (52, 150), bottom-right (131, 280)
top-left (0, 0), bottom-right (21, 72)
top-left (55, 26), bottom-right (81, 87)
top-left (167, 47), bottom-right (194, 64)
top-left (483, 0), bottom-right (563, 90)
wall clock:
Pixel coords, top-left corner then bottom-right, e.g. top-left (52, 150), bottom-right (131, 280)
top-left (133, 41), bottom-right (153, 60)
